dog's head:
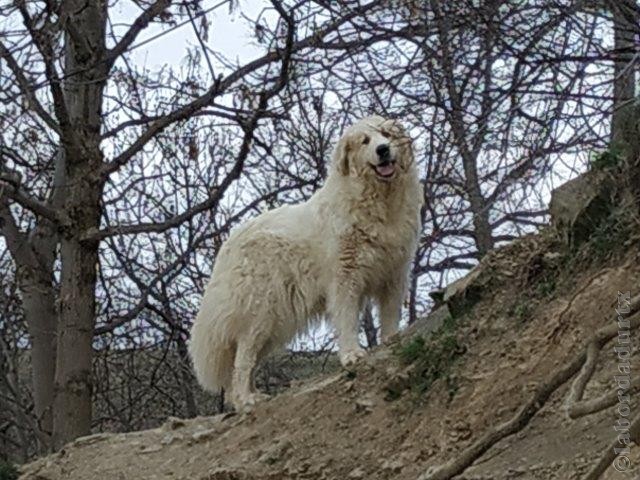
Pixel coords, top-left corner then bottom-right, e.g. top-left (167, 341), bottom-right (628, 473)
top-left (331, 115), bottom-right (414, 183)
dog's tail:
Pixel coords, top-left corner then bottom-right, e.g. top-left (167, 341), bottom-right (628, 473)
top-left (188, 308), bottom-right (235, 393)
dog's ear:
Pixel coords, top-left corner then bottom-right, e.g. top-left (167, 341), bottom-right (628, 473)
top-left (332, 136), bottom-right (351, 176)
top-left (400, 139), bottom-right (415, 171)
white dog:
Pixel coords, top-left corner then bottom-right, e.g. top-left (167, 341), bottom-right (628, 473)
top-left (189, 115), bottom-right (422, 409)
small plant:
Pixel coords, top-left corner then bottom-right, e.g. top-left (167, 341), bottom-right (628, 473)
top-left (344, 370), bottom-right (357, 380)
top-left (584, 210), bottom-right (632, 262)
top-left (396, 335), bottom-right (428, 365)
top-left (390, 316), bottom-right (466, 400)
top-left (590, 148), bottom-right (622, 171)
top-left (445, 374), bottom-right (460, 402)
top-left (509, 301), bottom-right (531, 324)
top-left (536, 276), bottom-right (557, 297)
top-left (0, 461), bottom-right (18, 480)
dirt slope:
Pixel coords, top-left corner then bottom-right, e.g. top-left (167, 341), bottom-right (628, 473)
top-left (20, 233), bottom-right (640, 480)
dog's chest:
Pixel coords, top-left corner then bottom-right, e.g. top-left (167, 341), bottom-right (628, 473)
top-left (339, 212), bottom-right (418, 273)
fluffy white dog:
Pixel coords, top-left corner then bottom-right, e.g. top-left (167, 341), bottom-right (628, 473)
top-left (189, 115), bottom-right (422, 409)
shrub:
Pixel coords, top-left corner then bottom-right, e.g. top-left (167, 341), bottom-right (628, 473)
top-left (0, 461), bottom-right (18, 480)
top-left (391, 316), bottom-right (466, 400)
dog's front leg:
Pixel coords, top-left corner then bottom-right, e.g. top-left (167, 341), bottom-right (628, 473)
top-left (329, 285), bottom-right (366, 367)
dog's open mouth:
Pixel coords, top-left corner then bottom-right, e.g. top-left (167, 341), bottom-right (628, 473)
top-left (372, 161), bottom-right (396, 179)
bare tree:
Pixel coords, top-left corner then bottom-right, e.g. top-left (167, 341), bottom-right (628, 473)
top-left (0, 0), bottom-right (635, 459)
top-left (0, 0), bottom-right (398, 448)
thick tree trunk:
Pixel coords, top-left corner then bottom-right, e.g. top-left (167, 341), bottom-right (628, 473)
top-left (51, 0), bottom-right (108, 449)
top-left (19, 272), bottom-right (56, 445)
top-left (611, 1), bottom-right (637, 158)
top-left (610, 1), bottom-right (640, 209)
top-left (51, 162), bottom-right (102, 449)
top-left (52, 236), bottom-right (99, 448)
top-left (0, 204), bottom-right (59, 452)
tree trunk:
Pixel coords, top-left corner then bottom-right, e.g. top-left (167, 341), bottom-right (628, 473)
top-left (431, 0), bottom-right (495, 258)
top-left (52, 161), bottom-right (102, 449)
top-left (52, 236), bottom-right (99, 448)
top-left (408, 270), bottom-right (418, 325)
top-left (176, 335), bottom-right (198, 418)
top-left (611, 1), bottom-right (637, 157)
top-left (19, 271), bottom-right (56, 446)
top-left (51, 0), bottom-right (108, 449)
top-left (362, 303), bottom-right (378, 348)
top-left (0, 204), bottom-right (59, 452)
top-left (461, 155), bottom-right (494, 257)
top-left (610, 1), bottom-right (640, 209)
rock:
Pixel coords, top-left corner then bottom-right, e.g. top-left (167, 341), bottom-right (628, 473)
top-left (405, 304), bottom-right (451, 338)
top-left (258, 439), bottom-right (292, 465)
top-left (354, 397), bottom-right (375, 413)
top-left (549, 170), bottom-right (614, 247)
top-left (383, 367), bottom-right (411, 400)
top-left (191, 427), bottom-right (218, 443)
top-left (441, 267), bottom-right (485, 317)
top-left (381, 458), bottom-right (405, 473)
top-left (348, 466), bottom-right (366, 478)
top-left (162, 416), bottom-right (186, 431)
top-left (139, 444), bottom-right (162, 454)
top-left (448, 420), bottom-right (472, 442)
top-left (71, 432), bottom-right (112, 447)
top-left (160, 432), bottom-right (183, 446)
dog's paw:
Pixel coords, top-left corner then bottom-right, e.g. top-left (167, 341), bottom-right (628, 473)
top-left (381, 331), bottom-right (401, 345)
top-left (236, 392), bottom-right (271, 412)
top-left (339, 349), bottom-right (366, 368)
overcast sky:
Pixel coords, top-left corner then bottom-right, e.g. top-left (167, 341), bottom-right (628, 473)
top-left (111, 0), bottom-right (268, 74)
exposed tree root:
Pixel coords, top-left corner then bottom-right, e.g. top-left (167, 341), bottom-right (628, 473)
top-left (546, 268), bottom-right (613, 341)
top-left (583, 414), bottom-right (640, 480)
top-left (421, 296), bottom-right (640, 480)
top-left (568, 379), bottom-right (640, 419)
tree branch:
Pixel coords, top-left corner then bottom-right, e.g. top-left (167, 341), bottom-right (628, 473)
top-left (0, 173), bottom-right (66, 226)
top-left (0, 41), bottom-right (60, 134)
top-left (101, 1), bottom-right (379, 177)
top-left (105, 0), bottom-right (172, 69)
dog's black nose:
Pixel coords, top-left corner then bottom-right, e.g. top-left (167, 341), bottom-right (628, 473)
top-left (376, 144), bottom-right (390, 159)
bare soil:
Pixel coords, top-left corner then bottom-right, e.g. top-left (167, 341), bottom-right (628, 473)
top-left (20, 234), bottom-right (640, 480)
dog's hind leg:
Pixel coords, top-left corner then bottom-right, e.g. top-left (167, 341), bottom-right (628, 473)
top-left (230, 334), bottom-right (270, 411)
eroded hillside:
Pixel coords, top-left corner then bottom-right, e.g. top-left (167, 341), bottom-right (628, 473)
top-left (19, 173), bottom-right (640, 480)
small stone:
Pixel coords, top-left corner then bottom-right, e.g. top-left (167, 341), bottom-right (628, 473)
top-left (139, 444), bottom-right (162, 454)
top-left (191, 428), bottom-right (217, 443)
top-left (348, 466), bottom-right (366, 478)
top-left (71, 433), bottom-right (111, 447)
top-left (381, 459), bottom-right (404, 473)
top-left (160, 433), bottom-right (183, 446)
top-left (355, 397), bottom-right (375, 413)
top-left (162, 416), bottom-right (186, 431)
top-left (258, 439), bottom-right (292, 465)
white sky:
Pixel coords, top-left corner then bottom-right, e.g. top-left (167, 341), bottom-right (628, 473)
top-left (111, 0), bottom-right (268, 73)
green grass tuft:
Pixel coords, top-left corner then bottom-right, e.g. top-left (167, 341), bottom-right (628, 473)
top-left (590, 148), bottom-right (622, 171)
top-left (584, 210), bottom-right (633, 262)
top-left (0, 461), bottom-right (18, 480)
top-left (391, 315), bottom-right (466, 400)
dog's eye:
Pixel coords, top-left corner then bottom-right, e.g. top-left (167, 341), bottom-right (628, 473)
top-left (362, 135), bottom-right (370, 145)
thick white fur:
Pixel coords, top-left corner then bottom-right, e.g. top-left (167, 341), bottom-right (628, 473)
top-left (189, 115), bottom-right (423, 409)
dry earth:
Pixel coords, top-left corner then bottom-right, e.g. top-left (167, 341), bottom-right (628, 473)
top-left (20, 233), bottom-right (640, 480)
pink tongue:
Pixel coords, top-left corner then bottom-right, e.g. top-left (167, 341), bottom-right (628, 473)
top-left (376, 164), bottom-right (395, 177)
